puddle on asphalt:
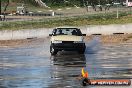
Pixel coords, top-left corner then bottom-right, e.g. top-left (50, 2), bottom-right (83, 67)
top-left (0, 37), bottom-right (132, 88)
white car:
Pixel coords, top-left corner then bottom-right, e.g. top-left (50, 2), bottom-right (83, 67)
top-left (49, 28), bottom-right (86, 55)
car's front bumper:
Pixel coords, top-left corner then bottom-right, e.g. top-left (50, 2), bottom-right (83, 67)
top-left (51, 43), bottom-right (86, 51)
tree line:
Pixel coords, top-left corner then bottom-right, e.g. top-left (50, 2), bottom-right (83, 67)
top-left (2, 0), bottom-right (126, 7)
top-left (43, 0), bottom-right (125, 7)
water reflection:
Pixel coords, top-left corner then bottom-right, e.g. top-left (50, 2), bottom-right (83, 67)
top-left (51, 54), bottom-right (86, 67)
top-left (49, 54), bottom-right (86, 88)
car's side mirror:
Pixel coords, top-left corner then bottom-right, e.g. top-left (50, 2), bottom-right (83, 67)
top-left (82, 34), bottom-right (86, 36)
top-left (49, 34), bottom-right (52, 36)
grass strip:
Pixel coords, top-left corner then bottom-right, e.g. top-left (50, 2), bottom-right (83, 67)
top-left (0, 12), bottom-right (132, 30)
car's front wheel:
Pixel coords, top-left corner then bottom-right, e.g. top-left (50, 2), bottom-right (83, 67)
top-left (78, 48), bottom-right (85, 54)
top-left (50, 46), bottom-right (58, 55)
top-left (78, 50), bottom-right (85, 54)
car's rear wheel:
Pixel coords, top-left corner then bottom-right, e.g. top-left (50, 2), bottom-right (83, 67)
top-left (50, 46), bottom-right (58, 55)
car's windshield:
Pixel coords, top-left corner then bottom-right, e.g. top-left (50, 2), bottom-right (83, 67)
top-left (52, 28), bottom-right (82, 36)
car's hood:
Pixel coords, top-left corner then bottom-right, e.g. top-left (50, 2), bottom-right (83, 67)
top-left (51, 35), bottom-right (83, 41)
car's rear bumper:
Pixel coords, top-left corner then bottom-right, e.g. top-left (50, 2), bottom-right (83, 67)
top-left (51, 43), bottom-right (86, 51)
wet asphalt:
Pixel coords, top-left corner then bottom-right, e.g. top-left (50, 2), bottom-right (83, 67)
top-left (0, 37), bottom-right (132, 88)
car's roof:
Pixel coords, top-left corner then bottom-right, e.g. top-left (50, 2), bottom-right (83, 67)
top-left (55, 27), bottom-right (79, 30)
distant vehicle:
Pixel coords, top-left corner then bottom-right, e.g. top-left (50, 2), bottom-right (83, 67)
top-left (16, 6), bottom-right (28, 15)
top-left (123, 0), bottom-right (132, 6)
top-left (49, 28), bottom-right (86, 55)
top-left (126, 0), bottom-right (132, 6)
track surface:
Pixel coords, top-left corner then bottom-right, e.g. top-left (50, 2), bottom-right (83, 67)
top-left (0, 37), bottom-right (132, 88)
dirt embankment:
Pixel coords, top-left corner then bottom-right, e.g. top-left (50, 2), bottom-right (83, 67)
top-left (0, 38), bottom-right (45, 47)
top-left (85, 34), bottom-right (132, 44)
top-left (0, 34), bottom-right (132, 47)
